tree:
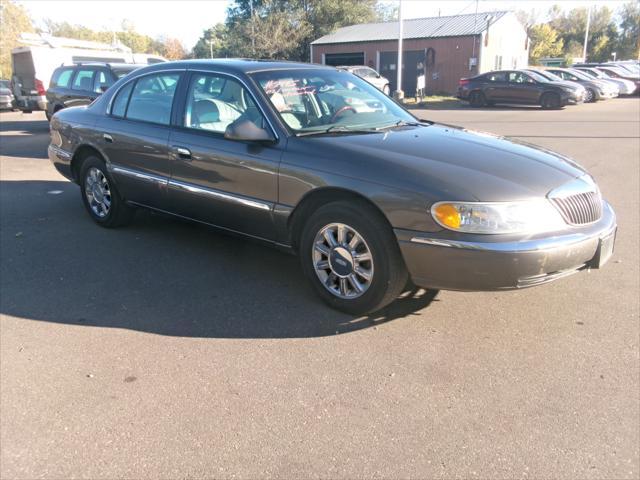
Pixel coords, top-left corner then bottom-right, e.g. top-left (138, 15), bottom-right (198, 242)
top-left (529, 23), bottom-right (564, 64)
top-left (158, 37), bottom-right (187, 60)
top-left (191, 0), bottom-right (380, 61)
top-left (0, 0), bottom-right (35, 78)
top-left (616, 1), bottom-right (640, 59)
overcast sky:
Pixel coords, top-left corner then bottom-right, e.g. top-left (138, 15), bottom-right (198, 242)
top-left (18, 0), bottom-right (631, 51)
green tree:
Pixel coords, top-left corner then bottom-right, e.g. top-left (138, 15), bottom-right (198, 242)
top-left (529, 23), bottom-right (564, 64)
top-left (0, 0), bottom-right (35, 78)
top-left (616, 1), bottom-right (640, 59)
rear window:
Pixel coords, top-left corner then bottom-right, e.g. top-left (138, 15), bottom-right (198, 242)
top-left (485, 72), bottom-right (506, 82)
top-left (123, 73), bottom-right (180, 125)
top-left (50, 68), bottom-right (74, 88)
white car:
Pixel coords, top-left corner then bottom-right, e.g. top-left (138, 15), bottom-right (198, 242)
top-left (575, 67), bottom-right (637, 95)
top-left (337, 66), bottom-right (391, 95)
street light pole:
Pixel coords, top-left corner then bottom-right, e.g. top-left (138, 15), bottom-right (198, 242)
top-left (582, 6), bottom-right (591, 62)
top-left (394, 0), bottom-right (404, 100)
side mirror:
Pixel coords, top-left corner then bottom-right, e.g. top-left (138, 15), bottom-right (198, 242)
top-left (224, 119), bottom-right (275, 142)
top-left (376, 74), bottom-right (381, 78)
top-left (99, 85), bottom-right (109, 93)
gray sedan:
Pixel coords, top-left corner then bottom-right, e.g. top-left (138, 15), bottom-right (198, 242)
top-left (48, 60), bottom-right (617, 314)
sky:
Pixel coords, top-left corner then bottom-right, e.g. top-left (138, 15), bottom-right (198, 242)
top-left (18, 0), bottom-right (632, 51)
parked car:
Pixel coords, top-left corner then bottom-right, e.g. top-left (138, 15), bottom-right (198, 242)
top-left (545, 68), bottom-right (618, 102)
top-left (591, 65), bottom-right (640, 93)
top-left (573, 66), bottom-right (637, 95)
top-left (523, 68), bottom-right (586, 102)
top-left (457, 70), bottom-right (582, 108)
top-left (0, 79), bottom-right (15, 110)
top-left (48, 60), bottom-right (617, 314)
top-left (337, 66), bottom-right (391, 95)
top-left (46, 63), bottom-right (143, 120)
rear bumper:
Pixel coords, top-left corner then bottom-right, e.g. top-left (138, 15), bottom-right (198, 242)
top-left (48, 145), bottom-right (74, 181)
top-left (396, 201), bottom-right (616, 291)
top-left (15, 95), bottom-right (46, 111)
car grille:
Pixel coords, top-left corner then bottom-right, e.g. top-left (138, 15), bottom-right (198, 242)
top-left (550, 191), bottom-right (602, 225)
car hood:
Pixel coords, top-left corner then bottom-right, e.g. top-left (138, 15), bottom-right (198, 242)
top-left (295, 123), bottom-right (586, 202)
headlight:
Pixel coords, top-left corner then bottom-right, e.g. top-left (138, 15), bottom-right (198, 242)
top-left (431, 200), bottom-right (566, 234)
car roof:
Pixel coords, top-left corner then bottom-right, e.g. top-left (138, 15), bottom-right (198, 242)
top-left (135, 58), bottom-right (331, 75)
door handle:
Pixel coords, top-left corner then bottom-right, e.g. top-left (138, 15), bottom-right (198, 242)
top-left (172, 146), bottom-right (192, 160)
top-left (103, 133), bottom-right (113, 143)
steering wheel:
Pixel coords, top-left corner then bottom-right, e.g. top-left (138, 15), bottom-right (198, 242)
top-left (331, 105), bottom-right (356, 123)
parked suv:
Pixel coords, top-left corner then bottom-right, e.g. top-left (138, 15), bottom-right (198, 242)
top-left (458, 70), bottom-right (582, 109)
top-left (46, 63), bottom-right (143, 120)
top-left (337, 66), bottom-right (391, 95)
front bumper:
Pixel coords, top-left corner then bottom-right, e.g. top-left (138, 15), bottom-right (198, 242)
top-left (396, 201), bottom-right (616, 291)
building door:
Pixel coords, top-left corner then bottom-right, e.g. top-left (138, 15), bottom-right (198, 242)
top-left (324, 52), bottom-right (364, 66)
top-left (379, 50), bottom-right (425, 96)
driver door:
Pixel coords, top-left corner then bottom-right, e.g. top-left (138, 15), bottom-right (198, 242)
top-left (167, 71), bottom-right (283, 240)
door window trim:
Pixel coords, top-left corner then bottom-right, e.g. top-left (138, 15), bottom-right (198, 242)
top-left (176, 69), bottom-right (279, 142)
top-left (106, 69), bottom-right (185, 127)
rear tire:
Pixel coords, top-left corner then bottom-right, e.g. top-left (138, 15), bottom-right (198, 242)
top-left (299, 200), bottom-right (408, 315)
top-left (469, 91), bottom-right (486, 107)
top-left (585, 88), bottom-right (597, 103)
top-left (79, 156), bottom-right (134, 228)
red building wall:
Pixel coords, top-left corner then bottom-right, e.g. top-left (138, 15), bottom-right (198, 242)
top-left (311, 36), bottom-right (479, 94)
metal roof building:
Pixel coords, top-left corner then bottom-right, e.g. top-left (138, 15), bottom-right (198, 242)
top-left (311, 11), bottom-right (529, 95)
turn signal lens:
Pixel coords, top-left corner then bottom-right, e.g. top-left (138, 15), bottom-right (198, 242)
top-left (433, 203), bottom-right (461, 229)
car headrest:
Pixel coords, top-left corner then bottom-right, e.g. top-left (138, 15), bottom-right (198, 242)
top-left (193, 99), bottom-right (220, 125)
top-left (80, 76), bottom-right (93, 91)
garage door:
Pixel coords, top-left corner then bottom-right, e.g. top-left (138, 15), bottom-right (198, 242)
top-left (324, 52), bottom-right (364, 67)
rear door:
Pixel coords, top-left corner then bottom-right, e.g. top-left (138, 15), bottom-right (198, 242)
top-left (96, 71), bottom-right (183, 209)
top-left (482, 72), bottom-right (509, 101)
top-left (167, 71), bottom-right (281, 240)
top-left (67, 67), bottom-right (99, 108)
top-left (46, 67), bottom-right (74, 110)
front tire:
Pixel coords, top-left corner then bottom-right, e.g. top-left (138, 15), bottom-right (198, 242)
top-left (299, 201), bottom-right (408, 315)
top-left (541, 92), bottom-right (562, 109)
top-left (79, 156), bottom-right (134, 228)
top-left (585, 88), bottom-right (597, 103)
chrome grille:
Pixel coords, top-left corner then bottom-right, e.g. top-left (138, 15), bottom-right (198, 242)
top-left (550, 191), bottom-right (602, 225)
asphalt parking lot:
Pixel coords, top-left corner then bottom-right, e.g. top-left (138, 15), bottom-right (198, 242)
top-left (1, 98), bottom-right (638, 479)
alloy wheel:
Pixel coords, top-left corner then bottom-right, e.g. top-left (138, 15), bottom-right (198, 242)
top-left (84, 167), bottom-right (111, 218)
top-left (312, 222), bottom-right (374, 299)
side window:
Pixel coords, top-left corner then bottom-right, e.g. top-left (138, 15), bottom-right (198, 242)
top-left (184, 73), bottom-right (263, 134)
top-left (126, 73), bottom-right (180, 125)
top-left (51, 68), bottom-right (73, 88)
top-left (93, 71), bottom-right (111, 93)
top-left (110, 81), bottom-right (134, 117)
top-left (508, 72), bottom-right (532, 83)
top-left (486, 72), bottom-right (506, 82)
top-left (72, 69), bottom-right (96, 91)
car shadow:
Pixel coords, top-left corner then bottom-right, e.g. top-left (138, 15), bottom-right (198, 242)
top-left (407, 99), bottom-right (547, 111)
top-left (0, 180), bottom-right (438, 339)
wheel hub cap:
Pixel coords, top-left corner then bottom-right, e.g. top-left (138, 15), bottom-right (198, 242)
top-left (84, 167), bottom-right (111, 218)
top-left (329, 247), bottom-right (354, 277)
top-left (312, 223), bottom-right (374, 299)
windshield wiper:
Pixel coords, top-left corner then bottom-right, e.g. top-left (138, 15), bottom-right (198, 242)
top-left (373, 120), bottom-right (426, 130)
top-left (295, 125), bottom-right (379, 137)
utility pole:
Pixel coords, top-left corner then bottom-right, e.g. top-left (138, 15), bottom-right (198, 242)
top-left (250, 0), bottom-right (255, 56)
top-left (582, 6), bottom-right (591, 62)
top-left (394, 0), bottom-right (404, 100)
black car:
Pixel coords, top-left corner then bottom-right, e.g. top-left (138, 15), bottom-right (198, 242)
top-left (45, 63), bottom-right (143, 120)
top-left (457, 70), bottom-right (583, 109)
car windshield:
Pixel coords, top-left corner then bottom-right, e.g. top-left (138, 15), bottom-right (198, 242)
top-left (578, 69), bottom-right (597, 78)
top-left (526, 71), bottom-right (549, 82)
top-left (250, 69), bottom-right (415, 134)
top-left (539, 70), bottom-right (563, 82)
top-left (112, 67), bottom-right (139, 79)
top-left (566, 69), bottom-right (592, 81)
